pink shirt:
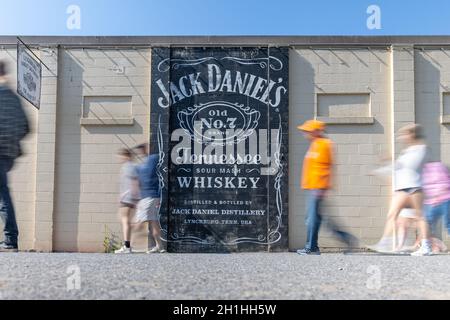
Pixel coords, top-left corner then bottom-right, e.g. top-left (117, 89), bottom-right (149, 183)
top-left (422, 162), bottom-right (450, 206)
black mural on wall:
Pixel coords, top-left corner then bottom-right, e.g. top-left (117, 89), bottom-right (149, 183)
top-left (150, 47), bottom-right (289, 253)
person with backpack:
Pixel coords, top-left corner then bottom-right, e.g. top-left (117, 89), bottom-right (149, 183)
top-left (0, 61), bottom-right (30, 252)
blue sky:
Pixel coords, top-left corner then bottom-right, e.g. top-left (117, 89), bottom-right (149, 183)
top-left (0, 0), bottom-right (449, 35)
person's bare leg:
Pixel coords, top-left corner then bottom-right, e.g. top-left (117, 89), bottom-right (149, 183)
top-left (413, 221), bottom-right (421, 248)
top-left (409, 191), bottom-right (434, 255)
top-left (115, 206), bottom-right (134, 253)
top-left (396, 217), bottom-right (410, 250)
top-left (119, 207), bottom-right (132, 242)
top-left (409, 192), bottom-right (430, 240)
top-left (147, 222), bottom-right (156, 248)
top-left (381, 192), bottom-right (409, 239)
top-left (150, 221), bottom-right (163, 249)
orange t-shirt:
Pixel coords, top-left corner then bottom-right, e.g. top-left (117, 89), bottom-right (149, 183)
top-left (301, 137), bottom-right (333, 190)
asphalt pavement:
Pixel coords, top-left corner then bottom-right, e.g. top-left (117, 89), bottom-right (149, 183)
top-left (0, 252), bottom-right (449, 300)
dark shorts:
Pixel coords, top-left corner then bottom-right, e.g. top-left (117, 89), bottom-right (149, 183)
top-left (120, 202), bottom-right (135, 209)
top-left (397, 187), bottom-right (421, 195)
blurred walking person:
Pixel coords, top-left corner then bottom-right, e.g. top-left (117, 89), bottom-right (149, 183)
top-left (0, 61), bottom-right (30, 252)
top-left (134, 143), bottom-right (165, 254)
top-left (296, 120), bottom-right (357, 255)
top-left (422, 161), bottom-right (450, 253)
top-left (115, 148), bottom-right (140, 254)
top-left (393, 208), bottom-right (420, 252)
top-left (370, 124), bottom-right (432, 256)
top-left (134, 143), bottom-right (157, 250)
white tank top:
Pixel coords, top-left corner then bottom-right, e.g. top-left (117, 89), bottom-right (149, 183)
top-left (394, 144), bottom-right (427, 191)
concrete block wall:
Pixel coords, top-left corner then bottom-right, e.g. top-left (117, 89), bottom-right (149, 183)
top-left (53, 48), bottom-right (151, 252)
top-left (33, 47), bottom-right (59, 251)
top-left (2, 44), bottom-right (449, 252)
top-left (392, 46), bottom-right (416, 157)
top-left (289, 48), bottom-right (392, 249)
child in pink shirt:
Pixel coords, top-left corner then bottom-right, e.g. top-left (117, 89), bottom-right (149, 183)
top-left (422, 161), bottom-right (450, 252)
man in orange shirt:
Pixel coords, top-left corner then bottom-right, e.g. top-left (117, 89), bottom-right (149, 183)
top-left (297, 120), bottom-right (357, 255)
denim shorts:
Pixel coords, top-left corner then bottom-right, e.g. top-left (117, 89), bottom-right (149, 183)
top-left (424, 200), bottom-right (450, 235)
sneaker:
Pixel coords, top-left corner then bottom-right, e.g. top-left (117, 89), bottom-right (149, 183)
top-left (411, 244), bottom-right (433, 256)
top-left (366, 237), bottom-right (394, 253)
top-left (431, 238), bottom-right (448, 253)
top-left (146, 246), bottom-right (160, 254)
top-left (296, 248), bottom-right (321, 255)
top-left (114, 245), bottom-right (132, 254)
top-left (0, 242), bottom-right (18, 252)
top-left (146, 246), bottom-right (166, 254)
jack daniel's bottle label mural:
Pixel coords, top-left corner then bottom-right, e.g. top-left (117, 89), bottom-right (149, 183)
top-left (150, 47), bottom-right (289, 252)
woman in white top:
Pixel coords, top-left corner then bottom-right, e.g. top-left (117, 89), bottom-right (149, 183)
top-left (374, 124), bottom-right (432, 256)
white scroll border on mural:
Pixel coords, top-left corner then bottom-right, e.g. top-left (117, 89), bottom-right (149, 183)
top-left (154, 51), bottom-right (287, 246)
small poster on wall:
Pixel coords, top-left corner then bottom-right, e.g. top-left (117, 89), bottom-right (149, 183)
top-left (17, 43), bottom-right (42, 109)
